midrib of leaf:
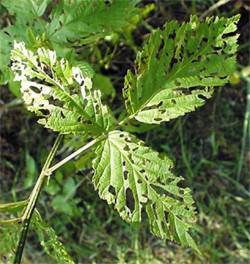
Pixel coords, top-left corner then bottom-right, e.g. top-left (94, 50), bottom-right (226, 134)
top-left (28, 0), bottom-right (40, 17)
top-left (48, 3), bottom-right (105, 39)
top-left (136, 38), bottom-right (212, 115)
top-left (166, 41), bottom-right (211, 83)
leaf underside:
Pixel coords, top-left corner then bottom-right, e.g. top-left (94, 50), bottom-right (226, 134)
top-left (93, 130), bottom-right (198, 250)
top-left (124, 15), bottom-right (239, 124)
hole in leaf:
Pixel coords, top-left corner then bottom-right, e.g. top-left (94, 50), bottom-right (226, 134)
top-left (30, 86), bottom-right (41, 93)
top-left (60, 111), bottom-right (65, 118)
top-left (171, 99), bottom-right (176, 104)
top-left (156, 39), bottom-right (164, 59)
top-left (104, 0), bottom-right (112, 6)
top-left (154, 118), bottom-right (162, 122)
top-left (86, 120), bottom-right (92, 125)
top-left (202, 37), bottom-right (208, 43)
top-left (222, 32), bottom-right (235, 39)
top-left (123, 170), bottom-right (129, 180)
top-left (151, 184), bottom-right (166, 196)
top-left (43, 65), bottom-right (53, 78)
top-left (128, 153), bottom-right (133, 161)
top-left (169, 57), bottom-right (178, 69)
top-left (152, 202), bottom-right (157, 215)
top-left (197, 94), bottom-right (207, 100)
top-left (164, 211), bottom-right (169, 220)
top-left (108, 185), bottom-right (116, 196)
top-left (48, 98), bottom-right (63, 107)
top-left (212, 45), bottom-right (222, 51)
top-left (137, 178), bottom-right (142, 184)
top-left (139, 169), bottom-right (145, 173)
top-left (40, 109), bottom-right (50, 116)
top-left (95, 104), bottom-right (100, 111)
top-left (168, 32), bottom-right (176, 39)
top-left (157, 101), bottom-right (163, 107)
top-left (123, 145), bottom-right (130, 151)
top-left (126, 188), bottom-right (135, 212)
top-left (122, 161), bottom-right (126, 166)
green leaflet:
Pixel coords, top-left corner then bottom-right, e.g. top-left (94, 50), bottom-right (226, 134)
top-left (124, 15), bottom-right (239, 124)
top-left (11, 42), bottom-right (116, 135)
top-left (48, 0), bottom-right (140, 44)
top-left (92, 130), bottom-right (198, 250)
top-left (1, 0), bottom-right (51, 24)
top-left (0, 224), bottom-right (20, 262)
top-left (0, 201), bottom-right (27, 262)
top-left (0, 0), bottom-right (50, 72)
top-left (31, 211), bottom-right (75, 264)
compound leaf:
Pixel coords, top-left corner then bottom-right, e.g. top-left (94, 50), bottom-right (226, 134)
top-left (93, 130), bottom-right (197, 250)
top-left (123, 15), bottom-right (239, 124)
top-left (11, 42), bottom-right (116, 135)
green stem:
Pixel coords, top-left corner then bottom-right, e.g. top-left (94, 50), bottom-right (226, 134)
top-left (47, 134), bottom-right (105, 174)
top-left (0, 217), bottom-right (22, 225)
top-left (237, 77), bottom-right (250, 180)
top-left (13, 134), bottom-right (63, 264)
top-left (0, 200), bottom-right (27, 212)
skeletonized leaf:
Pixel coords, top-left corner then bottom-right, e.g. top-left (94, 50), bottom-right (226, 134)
top-left (124, 15), bottom-right (239, 124)
top-left (93, 130), bottom-right (198, 250)
top-left (11, 42), bottom-right (116, 135)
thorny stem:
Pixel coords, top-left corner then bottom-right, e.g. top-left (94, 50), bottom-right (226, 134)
top-left (14, 134), bottom-right (63, 264)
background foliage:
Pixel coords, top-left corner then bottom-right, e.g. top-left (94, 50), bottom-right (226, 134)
top-left (0, 0), bottom-right (249, 263)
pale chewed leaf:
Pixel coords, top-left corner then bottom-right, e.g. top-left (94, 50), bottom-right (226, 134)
top-left (11, 42), bottom-right (116, 135)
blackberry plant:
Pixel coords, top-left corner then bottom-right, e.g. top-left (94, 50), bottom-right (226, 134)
top-left (0, 1), bottom-right (239, 263)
